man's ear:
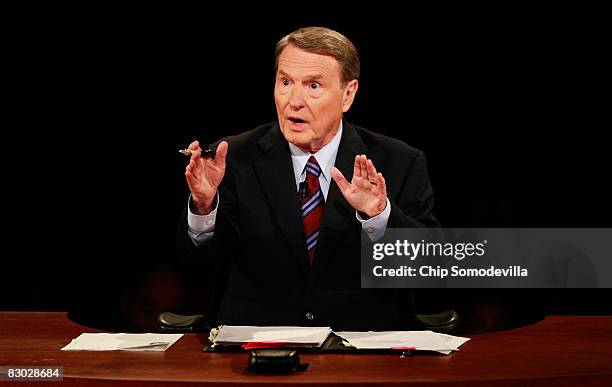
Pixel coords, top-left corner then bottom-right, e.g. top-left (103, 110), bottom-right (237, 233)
top-left (342, 79), bottom-right (359, 113)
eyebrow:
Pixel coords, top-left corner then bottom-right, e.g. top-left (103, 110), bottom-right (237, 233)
top-left (278, 70), bottom-right (324, 81)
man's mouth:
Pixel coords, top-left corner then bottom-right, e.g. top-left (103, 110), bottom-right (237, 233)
top-left (288, 117), bottom-right (307, 124)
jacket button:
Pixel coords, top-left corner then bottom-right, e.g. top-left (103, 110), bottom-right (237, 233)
top-left (305, 312), bottom-right (314, 321)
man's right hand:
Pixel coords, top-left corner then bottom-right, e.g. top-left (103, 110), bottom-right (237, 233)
top-left (185, 140), bottom-right (228, 215)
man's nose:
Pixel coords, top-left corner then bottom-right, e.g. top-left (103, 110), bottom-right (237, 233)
top-left (288, 86), bottom-right (306, 110)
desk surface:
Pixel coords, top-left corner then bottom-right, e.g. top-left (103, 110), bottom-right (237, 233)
top-left (1, 312), bottom-right (611, 386)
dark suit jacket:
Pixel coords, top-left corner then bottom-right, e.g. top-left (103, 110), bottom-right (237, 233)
top-left (176, 119), bottom-right (439, 330)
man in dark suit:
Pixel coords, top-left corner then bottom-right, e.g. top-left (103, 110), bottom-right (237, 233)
top-left (177, 27), bottom-right (438, 330)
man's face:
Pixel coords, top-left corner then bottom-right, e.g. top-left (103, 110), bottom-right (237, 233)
top-left (274, 44), bottom-right (358, 152)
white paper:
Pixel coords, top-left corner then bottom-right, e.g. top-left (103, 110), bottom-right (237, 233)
top-left (334, 330), bottom-right (470, 355)
top-left (213, 326), bottom-right (331, 347)
top-left (61, 333), bottom-right (183, 351)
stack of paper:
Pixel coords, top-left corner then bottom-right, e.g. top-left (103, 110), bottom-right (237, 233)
top-left (61, 333), bottom-right (183, 351)
top-left (334, 330), bottom-right (469, 355)
top-left (211, 326), bottom-right (332, 348)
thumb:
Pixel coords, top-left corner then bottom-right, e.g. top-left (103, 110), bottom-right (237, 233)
top-left (331, 167), bottom-right (351, 195)
top-left (214, 141), bottom-right (229, 165)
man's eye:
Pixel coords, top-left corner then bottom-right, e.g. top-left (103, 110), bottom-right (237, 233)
top-left (281, 79), bottom-right (290, 86)
top-left (310, 82), bottom-right (320, 89)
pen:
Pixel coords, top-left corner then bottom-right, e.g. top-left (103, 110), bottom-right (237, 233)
top-left (179, 145), bottom-right (216, 159)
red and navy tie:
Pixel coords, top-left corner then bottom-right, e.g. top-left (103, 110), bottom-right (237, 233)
top-left (301, 156), bottom-right (324, 266)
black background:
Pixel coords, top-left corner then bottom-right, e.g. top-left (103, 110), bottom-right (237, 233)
top-left (5, 6), bottom-right (611, 331)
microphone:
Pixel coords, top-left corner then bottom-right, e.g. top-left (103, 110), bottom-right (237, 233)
top-left (298, 181), bottom-right (308, 202)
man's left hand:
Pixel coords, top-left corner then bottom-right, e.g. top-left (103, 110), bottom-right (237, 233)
top-left (331, 155), bottom-right (387, 218)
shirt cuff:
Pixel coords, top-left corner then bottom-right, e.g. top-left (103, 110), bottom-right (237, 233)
top-left (187, 193), bottom-right (219, 234)
top-left (356, 198), bottom-right (391, 242)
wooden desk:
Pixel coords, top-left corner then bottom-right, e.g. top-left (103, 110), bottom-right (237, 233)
top-left (1, 312), bottom-right (611, 386)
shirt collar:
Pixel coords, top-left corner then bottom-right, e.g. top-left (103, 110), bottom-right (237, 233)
top-left (288, 121), bottom-right (343, 183)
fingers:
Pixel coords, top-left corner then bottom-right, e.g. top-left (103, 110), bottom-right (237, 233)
top-left (366, 159), bottom-right (378, 181)
top-left (185, 140), bottom-right (203, 181)
top-left (188, 140), bottom-right (202, 163)
top-left (353, 155), bottom-right (369, 179)
top-left (375, 172), bottom-right (387, 196)
top-left (185, 165), bottom-right (200, 192)
top-left (359, 155), bottom-right (368, 179)
top-left (353, 155), bottom-right (361, 179)
top-left (185, 167), bottom-right (197, 185)
top-left (353, 155), bottom-right (381, 184)
top-left (185, 156), bottom-right (201, 183)
top-left (365, 159), bottom-right (386, 196)
top-left (188, 140), bottom-right (200, 151)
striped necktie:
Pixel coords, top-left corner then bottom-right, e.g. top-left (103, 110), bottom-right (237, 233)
top-left (300, 156), bottom-right (324, 266)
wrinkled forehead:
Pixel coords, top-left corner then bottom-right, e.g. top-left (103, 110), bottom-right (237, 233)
top-left (276, 45), bottom-right (342, 81)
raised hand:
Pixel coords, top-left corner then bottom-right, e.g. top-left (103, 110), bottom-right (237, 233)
top-left (330, 154), bottom-right (387, 218)
top-left (184, 140), bottom-right (228, 214)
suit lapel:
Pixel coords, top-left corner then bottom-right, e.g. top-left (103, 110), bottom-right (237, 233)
top-left (253, 124), bottom-right (310, 277)
top-left (252, 121), bottom-right (369, 282)
top-left (308, 120), bottom-right (368, 288)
